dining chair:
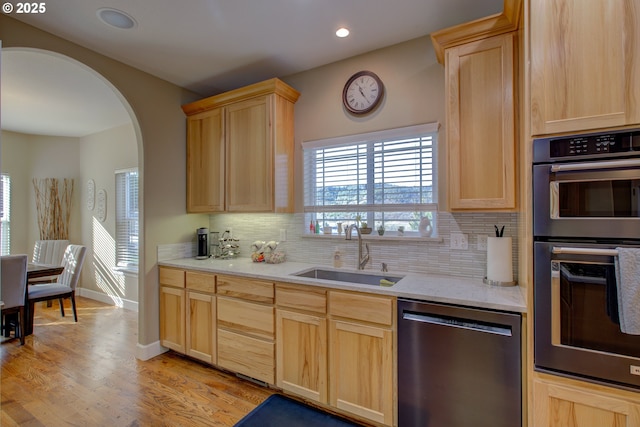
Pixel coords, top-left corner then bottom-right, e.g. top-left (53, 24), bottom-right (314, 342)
top-left (28, 245), bottom-right (87, 325)
top-left (30, 239), bottom-right (70, 284)
top-left (1, 254), bottom-right (29, 345)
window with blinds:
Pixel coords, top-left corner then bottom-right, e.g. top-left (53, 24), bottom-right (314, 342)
top-left (303, 123), bottom-right (439, 236)
top-left (115, 168), bottom-right (139, 269)
top-left (0, 174), bottom-right (10, 255)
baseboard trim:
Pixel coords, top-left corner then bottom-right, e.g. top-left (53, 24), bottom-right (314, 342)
top-left (77, 288), bottom-right (138, 312)
top-left (137, 340), bottom-right (168, 361)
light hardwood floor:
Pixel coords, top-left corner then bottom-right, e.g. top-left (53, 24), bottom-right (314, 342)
top-left (1, 297), bottom-right (275, 426)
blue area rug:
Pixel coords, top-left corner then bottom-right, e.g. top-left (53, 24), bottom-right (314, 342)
top-left (234, 394), bottom-right (361, 427)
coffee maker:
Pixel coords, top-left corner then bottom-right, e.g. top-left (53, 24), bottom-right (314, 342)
top-left (196, 227), bottom-right (209, 259)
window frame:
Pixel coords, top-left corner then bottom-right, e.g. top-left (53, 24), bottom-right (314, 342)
top-left (0, 174), bottom-right (11, 255)
top-left (302, 123), bottom-right (439, 237)
top-left (115, 168), bottom-right (139, 270)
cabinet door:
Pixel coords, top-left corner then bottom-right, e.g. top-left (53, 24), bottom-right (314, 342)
top-left (218, 329), bottom-right (275, 384)
top-left (186, 108), bottom-right (225, 212)
top-left (160, 286), bottom-right (185, 353)
top-left (186, 291), bottom-right (216, 364)
top-left (329, 320), bottom-right (394, 426)
top-left (225, 96), bottom-right (273, 212)
top-left (533, 379), bottom-right (640, 427)
top-left (530, 0), bottom-right (640, 135)
top-left (446, 32), bottom-right (516, 210)
top-left (276, 309), bottom-right (327, 403)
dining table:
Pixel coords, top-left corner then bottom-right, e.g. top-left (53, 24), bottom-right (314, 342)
top-left (28, 263), bottom-right (65, 280)
top-left (23, 263), bottom-right (65, 336)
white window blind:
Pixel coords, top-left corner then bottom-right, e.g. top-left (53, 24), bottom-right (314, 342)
top-left (303, 123), bottom-right (438, 235)
top-left (115, 168), bottom-right (139, 269)
top-left (0, 174), bottom-right (10, 255)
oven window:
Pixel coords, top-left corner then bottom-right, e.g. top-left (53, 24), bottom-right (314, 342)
top-left (558, 179), bottom-right (640, 218)
top-left (558, 261), bottom-right (640, 358)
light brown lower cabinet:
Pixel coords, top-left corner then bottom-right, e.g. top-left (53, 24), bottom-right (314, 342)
top-left (186, 292), bottom-right (215, 363)
top-left (160, 270), bottom-right (396, 426)
top-left (217, 328), bottom-right (275, 383)
top-left (533, 378), bottom-right (640, 427)
top-left (216, 277), bottom-right (275, 384)
top-left (329, 290), bottom-right (395, 426)
top-left (160, 286), bottom-right (185, 353)
top-left (276, 309), bottom-right (328, 403)
top-left (159, 267), bottom-right (186, 353)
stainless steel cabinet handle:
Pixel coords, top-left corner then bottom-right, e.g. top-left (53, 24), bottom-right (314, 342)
top-left (402, 312), bottom-right (512, 336)
top-left (552, 247), bottom-right (619, 256)
top-left (550, 158), bottom-right (640, 173)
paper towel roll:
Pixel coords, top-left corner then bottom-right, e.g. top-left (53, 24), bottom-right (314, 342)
top-left (487, 237), bottom-right (513, 283)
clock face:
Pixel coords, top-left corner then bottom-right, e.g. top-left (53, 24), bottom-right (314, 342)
top-left (343, 71), bottom-right (384, 115)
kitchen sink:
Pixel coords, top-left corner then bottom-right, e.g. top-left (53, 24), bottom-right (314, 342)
top-left (292, 268), bottom-right (403, 286)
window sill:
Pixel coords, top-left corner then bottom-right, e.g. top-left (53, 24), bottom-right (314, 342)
top-left (114, 266), bottom-right (138, 276)
top-left (302, 234), bottom-right (443, 243)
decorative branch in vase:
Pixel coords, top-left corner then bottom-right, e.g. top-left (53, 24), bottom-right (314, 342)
top-left (32, 178), bottom-right (75, 240)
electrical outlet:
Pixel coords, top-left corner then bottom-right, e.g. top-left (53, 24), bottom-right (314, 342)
top-left (450, 233), bottom-right (468, 250)
top-left (280, 229), bottom-right (287, 242)
top-left (477, 235), bottom-right (488, 251)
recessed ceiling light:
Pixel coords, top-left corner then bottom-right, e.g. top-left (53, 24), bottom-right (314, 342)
top-left (336, 27), bottom-right (350, 38)
top-left (97, 8), bottom-right (137, 29)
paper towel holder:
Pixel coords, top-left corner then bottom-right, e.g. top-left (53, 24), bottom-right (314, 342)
top-left (483, 277), bottom-right (518, 287)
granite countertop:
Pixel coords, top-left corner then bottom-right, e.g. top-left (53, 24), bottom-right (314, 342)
top-left (159, 257), bottom-right (527, 313)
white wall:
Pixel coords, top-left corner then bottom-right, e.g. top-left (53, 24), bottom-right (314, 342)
top-left (79, 123), bottom-right (138, 304)
top-left (1, 124), bottom-right (139, 305)
top-left (0, 131), bottom-right (30, 255)
top-left (1, 130), bottom-right (81, 255)
top-left (283, 36), bottom-right (448, 211)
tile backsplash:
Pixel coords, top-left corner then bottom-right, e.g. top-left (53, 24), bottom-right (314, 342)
top-left (199, 212), bottom-right (519, 280)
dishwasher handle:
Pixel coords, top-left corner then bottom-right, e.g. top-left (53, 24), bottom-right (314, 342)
top-left (402, 311), bottom-right (513, 337)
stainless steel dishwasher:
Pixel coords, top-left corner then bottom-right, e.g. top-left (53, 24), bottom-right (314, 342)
top-left (397, 298), bottom-right (521, 427)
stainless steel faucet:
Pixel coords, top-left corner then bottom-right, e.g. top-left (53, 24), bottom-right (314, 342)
top-left (345, 224), bottom-right (370, 270)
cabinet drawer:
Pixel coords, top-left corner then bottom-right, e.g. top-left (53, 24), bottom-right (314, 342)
top-left (159, 267), bottom-right (185, 288)
top-left (329, 291), bottom-right (394, 326)
top-left (217, 274), bottom-right (274, 303)
top-left (217, 297), bottom-right (274, 339)
top-left (218, 329), bottom-right (275, 384)
top-left (276, 283), bottom-right (326, 314)
top-left (186, 271), bottom-right (216, 293)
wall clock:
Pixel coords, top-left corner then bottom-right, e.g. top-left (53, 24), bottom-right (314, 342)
top-left (342, 70), bottom-right (385, 115)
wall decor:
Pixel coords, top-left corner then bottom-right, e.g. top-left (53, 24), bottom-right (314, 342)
top-left (87, 179), bottom-right (95, 210)
top-left (96, 189), bottom-right (107, 222)
top-left (32, 177), bottom-right (74, 240)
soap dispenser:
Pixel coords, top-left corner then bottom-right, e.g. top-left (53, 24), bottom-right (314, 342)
top-left (333, 246), bottom-right (343, 268)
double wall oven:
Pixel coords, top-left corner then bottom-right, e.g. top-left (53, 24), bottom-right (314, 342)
top-left (533, 128), bottom-right (640, 390)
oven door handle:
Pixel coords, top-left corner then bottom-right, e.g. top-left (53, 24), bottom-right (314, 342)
top-left (552, 247), bottom-right (619, 256)
top-left (550, 158), bottom-right (640, 173)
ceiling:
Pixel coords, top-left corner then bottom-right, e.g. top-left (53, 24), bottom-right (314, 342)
top-left (1, 0), bottom-right (504, 137)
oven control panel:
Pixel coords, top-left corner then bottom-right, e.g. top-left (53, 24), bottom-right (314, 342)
top-left (549, 131), bottom-right (640, 158)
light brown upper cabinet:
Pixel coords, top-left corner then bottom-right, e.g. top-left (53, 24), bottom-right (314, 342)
top-left (182, 78), bottom-right (300, 213)
top-left (530, 0), bottom-right (640, 135)
top-left (185, 108), bottom-right (224, 212)
top-left (431, 1), bottom-right (521, 211)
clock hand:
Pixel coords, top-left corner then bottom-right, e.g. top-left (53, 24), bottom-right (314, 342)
top-left (357, 86), bottom-right (370, 104)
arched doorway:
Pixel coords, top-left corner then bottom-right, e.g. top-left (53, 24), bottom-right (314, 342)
top-left (1, 47), bottom-right (144, 325)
